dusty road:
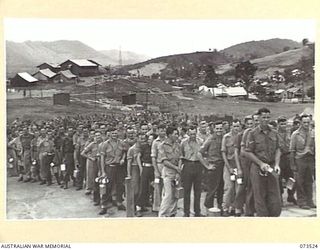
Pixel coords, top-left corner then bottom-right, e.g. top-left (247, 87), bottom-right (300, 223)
top-left (6, 176), bottom-right (316, 220)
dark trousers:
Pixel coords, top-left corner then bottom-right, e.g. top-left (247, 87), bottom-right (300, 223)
top-left (137, 166), bottom-right (154, 207)
top-left (181, 161), bottom-right (202, 215)
top-left (63, 152), bottom-right (75, 183)
top-left (234, 156), bottom-right (255, 215)
top-left (279, 154), bottom-right (295, 197)
top-left (250, 163), bottom-right (281, 217)
top-left (204, 161), bottom-right (224, 209)
top-left (101, 164), bottom-right (126, 208)
top-left (43, 154), bottom-right (54, 183)
top-left (295, 156), bottom-right (314, 207)
top-left (76, 155), bottom-right (86, 188)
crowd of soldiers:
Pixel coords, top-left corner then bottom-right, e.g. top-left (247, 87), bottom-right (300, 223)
top-left (6, 108), bottom-right (316, 217)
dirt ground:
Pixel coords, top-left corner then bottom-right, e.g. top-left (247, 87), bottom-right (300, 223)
top-left (6, 175), bottom-right (316, 219)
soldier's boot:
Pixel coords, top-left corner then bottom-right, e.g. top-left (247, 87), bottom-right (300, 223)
top-left (54, 173), bottom-right (61, 185)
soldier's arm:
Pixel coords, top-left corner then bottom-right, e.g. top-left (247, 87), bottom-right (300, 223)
top-left (221, 135), bottom-right (231, 172)
top-left (100, 144), bottom-right (106, 176)
top-left (127, 149), bottom-right (133, 177)
top-left (274, 133), bottom-right (281, 173)
top-left (151, 141), bottom-right (160, 177)
top-left (234, 147), bottom-right (242, 176)
top-left (137, 152), bottom-right (143, 175)
top-left (197, 138), bottom-right (211, 170)
top-left (289, 133), bottom-right (297, 172)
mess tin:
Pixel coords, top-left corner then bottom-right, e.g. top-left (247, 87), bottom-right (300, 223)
top-left (60, 163), bottom-right (66, 171)
top-left (286, 177), bottom-right (296, 190)
top-left (237, 177), bottom-right (243, 185)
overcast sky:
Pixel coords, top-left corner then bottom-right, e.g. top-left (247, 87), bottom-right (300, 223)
top-left (4, 18), bottom-right (316, 58)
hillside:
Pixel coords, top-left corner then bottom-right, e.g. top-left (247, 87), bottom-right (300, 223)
top-left (216, 46), bottom-right (314, 78)
top-left (220, 38), bottom-right (301, 61)
top-left (100, 50), bottom-right (150, 65)
top-left (6, 40), bottom-right (149, 78)
top-left (118, 51), bottom-right (232, 77)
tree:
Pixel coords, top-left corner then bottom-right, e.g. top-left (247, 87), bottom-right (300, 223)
top-left (302, 38), bottom-right (309, 46)
top-left (307, 86), bottom-right (315, 99)
top-left (204, 65), bottom-right (219, 98)
top-left (235, 61), bottom-right (257, 99)
top-left (204, 65), bottom-right (219, 87)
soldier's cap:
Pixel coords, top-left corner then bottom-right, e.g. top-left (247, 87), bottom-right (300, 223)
top-left (277, 116), bottom-right (287, 123)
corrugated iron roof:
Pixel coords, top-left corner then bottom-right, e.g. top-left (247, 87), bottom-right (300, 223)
top-left (70, 59), bottom-right (98, 67)
top-left (37, 62), bottom-right (61, 68)
top-left (287, 87), bottom-right (301, 93)
top-left (17, 72), bottom-right (38, 83)
top-left (60, 70), bottom-right (77, 79)
top-left (38, 68), bottom-right (57, 78)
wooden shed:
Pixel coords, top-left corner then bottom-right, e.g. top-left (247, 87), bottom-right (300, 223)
top-left (11, 72), bottom-right (39, 87)
top-left (33, 68), bottom-right (58, 83)
top-left (36, 63), bottom-right (61, 73)
top-left (59, 70), bottom-right (78, 84)
top-left (59, 59), bottom-right (99, 77)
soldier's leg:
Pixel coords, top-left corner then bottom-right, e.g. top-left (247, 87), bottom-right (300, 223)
top-left (305, 157), bottom-right (315, 207)
top-left (295, 158), bottom-right (307, 207)
top-left (250, 163), bottom-right (269, 216)
top-left (266, 173), bottom-right (281, 217)
top-left (193, 163), bottom-right (203, 216)
top-left (158, 175), bottom-right (175, 217)
top-left (131, 165), bottom-right (141, 207)
top-left (181, 162), bottom-right (193, 216)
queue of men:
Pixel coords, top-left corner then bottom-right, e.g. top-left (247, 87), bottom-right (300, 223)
top-left (7, 108), bottom-right (316, 217)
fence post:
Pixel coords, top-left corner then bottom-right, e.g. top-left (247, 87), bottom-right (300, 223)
top-left (125, 177), bottom-right (134, 217)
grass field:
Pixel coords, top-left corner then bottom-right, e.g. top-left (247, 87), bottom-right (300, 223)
top-left (7, 92), bottom-right (313, 123)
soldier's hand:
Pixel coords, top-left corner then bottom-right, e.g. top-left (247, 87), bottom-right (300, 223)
top-left (120, 159), bottom-right (125, 165)
top-left (237, 169), bottom-right (243, 178)
top-left (274, 165), bottom-right (281, 175)
top-left (260, 163), bottom-right (270, 172)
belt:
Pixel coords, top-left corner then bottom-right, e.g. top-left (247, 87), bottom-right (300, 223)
top-left (143, 163), bottom-right (152, 167)
top-left (108, 164), bottom-right (119, 167)
top-left (184, 159), bottom-right (200, 162)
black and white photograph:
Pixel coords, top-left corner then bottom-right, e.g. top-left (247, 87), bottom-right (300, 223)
top-left (5, 19), bottom-right (316, 219)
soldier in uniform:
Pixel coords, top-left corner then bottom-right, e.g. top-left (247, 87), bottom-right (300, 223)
top-left (127, 133), bottom-right (145, 215)
top-left (8, 130), bottom-right (24, 180)
top-left (221, 119), bottom-right (241, 216)
top-left (61, 128), bottom-right (75, 189)
top-left (30, 129), bottom-right (41, 182)
top-left (158, 126), bottom-right (182, 217)
top-left (136, 134), bottom-right (155, 217)
top-left (290, 114), bottom-right (316, 209)
top-left (197, 120), bottom-right (209, 142)
top-left (151, 123), bottom-right (167, 213)
top-left (39, 130), bottom-right (55, 186)
top-left (20, 127), bottom-right (34, 182)
top-left (99, 128), bottom-right (126, 215)
top-left (81, 131), bottom-right (102, 205)
top-left (75, 127), bottom-right (90, 191)
top-left (180, 125), bottom-right (204, 217)
top-left (234, 115), bottom-right (255, 216)
top-left (277, 116), bottom-right (296, 205)
top-left (198, 121), bottom-right (224, 214)
top-left (245, 107), bottom-right (282, 217)
top-left (53, 127), bottom-right (65, 185)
